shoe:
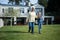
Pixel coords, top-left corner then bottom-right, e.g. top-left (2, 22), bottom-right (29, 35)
top-left (39, 32), bottom-right (41, 34)
top-left (31, 31), bottom-right (34, 34)
top-left (28, 30), bottom-right (30, 32)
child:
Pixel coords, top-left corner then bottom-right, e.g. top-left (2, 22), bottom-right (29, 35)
top-left (37, 12), bottom-right (43, 34)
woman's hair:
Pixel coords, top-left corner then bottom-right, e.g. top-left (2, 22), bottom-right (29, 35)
top-left (31, 6), bottom-right (35, 11)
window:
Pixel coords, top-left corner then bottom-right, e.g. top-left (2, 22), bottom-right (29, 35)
top-left (8, 7), bottom-right (13, 13)
top-left (2, 8), bottom-right (4, 13)
top-left (35, 8), bottom-right (42, 15)
top-left (36, 8), bottom-right (42, 12)
top-left (20, 8), bottom-right (24, 13)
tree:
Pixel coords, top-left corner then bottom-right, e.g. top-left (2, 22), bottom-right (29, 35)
top-left (15, 0), bottom-right (20, 5)
top-left (8, 0), bottom-right (20, 5)
top-left (4, 8), bottom-right (18, 17)
top-left (4, 8), bottom-right (20, 26)
top-left (38, 0), bottom-right (48, 7)
top-left (8, 0), bottom-right (30, 5)
top-left (47, 0), bottom-right (60, 16)
top-left (8, 0), bottom-right (14, 5)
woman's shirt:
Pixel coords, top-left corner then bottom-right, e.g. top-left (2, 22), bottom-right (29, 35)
top-left (28, 11), bottom-right (36, 22)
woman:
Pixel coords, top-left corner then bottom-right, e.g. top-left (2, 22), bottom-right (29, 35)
top-left (26, 6), bottom-right (36, 34)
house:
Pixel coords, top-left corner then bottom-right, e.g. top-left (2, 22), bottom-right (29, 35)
top-left (0, 1), bottom-right (44, 25)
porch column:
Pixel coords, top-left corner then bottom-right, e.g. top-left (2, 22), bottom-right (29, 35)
top-left (42, 8), bottom-right (44, 21)
top-left (14, 16), bottom-right (17, 25)
top-left (0, 18), bottom-right (4, 28)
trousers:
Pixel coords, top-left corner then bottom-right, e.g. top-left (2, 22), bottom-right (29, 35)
top-left (28, 22), bottom-right (34, 33)
top-left (38, 19), bottom-right (43, 33)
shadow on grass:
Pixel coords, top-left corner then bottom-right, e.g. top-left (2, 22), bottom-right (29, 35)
top-left (0, 31), bottom-right (29, 33)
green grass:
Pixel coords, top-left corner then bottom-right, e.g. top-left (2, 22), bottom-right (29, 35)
top-left (0, 25), bottom-right (60, 40)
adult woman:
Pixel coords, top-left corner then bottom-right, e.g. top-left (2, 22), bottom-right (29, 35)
top-left (26, 6), bottom-right (36, 34)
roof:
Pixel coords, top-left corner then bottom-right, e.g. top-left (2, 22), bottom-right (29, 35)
top-left (0, 3), bottom-right (44, 8)
top-left (34, 4), bottom-right (44, 8)
top-left (0, 4), bottom-right (28, 7)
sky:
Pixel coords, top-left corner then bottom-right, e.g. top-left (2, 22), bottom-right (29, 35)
top-left (0, 0), bottom-right (9, 4)
top-left (0, 0), bottom-right (38, 4)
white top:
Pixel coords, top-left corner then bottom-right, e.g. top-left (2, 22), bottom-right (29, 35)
top-left (27, 11), bottom-right (36, 22)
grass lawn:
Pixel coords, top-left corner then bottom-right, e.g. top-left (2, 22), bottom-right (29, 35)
top-left (0, 25), bottom-right (60, 40)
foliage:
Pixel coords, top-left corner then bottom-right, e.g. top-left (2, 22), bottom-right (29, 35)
top-left (47, 0), bottom-right (60, 16)
top-left (8, 0), bottom-right (20, 5)
top-left (3, 8), bottom-right (20, 26)
top-left (38, 0), bottom-right (48, 7)
top-left (8, 0), bottom-right (29, 5)
top-left (4, 8), bottom-right (19, 17)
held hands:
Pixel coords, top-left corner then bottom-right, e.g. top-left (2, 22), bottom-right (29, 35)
top-left (35, 16), bottom-right (38, 18)
top-left (35, 15), bottom-right (40, 18)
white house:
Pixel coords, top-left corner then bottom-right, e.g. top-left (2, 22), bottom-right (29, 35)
top-left (0, 0), bottom-right (44, 25)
